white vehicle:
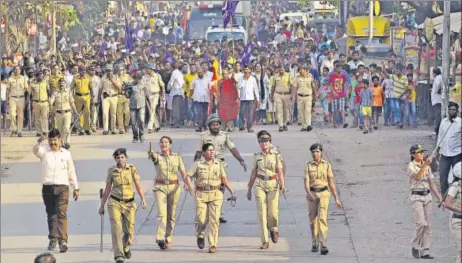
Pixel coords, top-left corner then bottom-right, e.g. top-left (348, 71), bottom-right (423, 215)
top-left (205, 25), bottom-right (247, 44)
top-left (312, 1), bottom-right (338, 19)
top-left (279, 12), bottom-right (310, 26)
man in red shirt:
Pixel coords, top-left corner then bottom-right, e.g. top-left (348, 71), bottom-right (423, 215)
top-left (328, 62), bottom-right (348, 128)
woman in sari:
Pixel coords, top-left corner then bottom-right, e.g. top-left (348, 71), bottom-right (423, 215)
top-left (218, 66), bottom-right (239, 132)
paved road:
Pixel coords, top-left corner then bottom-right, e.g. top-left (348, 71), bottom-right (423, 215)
top-left (1, 124), bottom-right (457, 263)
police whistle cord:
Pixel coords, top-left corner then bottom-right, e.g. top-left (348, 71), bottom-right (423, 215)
top-left (133, 199), bottom-right (156, 242)
top-left (175, 192), bottom-right (188, 224)
top-left (227, 197), bottom-right (236, 207)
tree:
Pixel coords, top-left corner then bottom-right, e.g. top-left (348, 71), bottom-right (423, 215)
top-left (297, 0), bottom-right (339, 9)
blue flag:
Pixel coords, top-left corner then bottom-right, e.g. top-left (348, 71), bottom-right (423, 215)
top-left (149, 42), bottom-right (157, 54)
top-left (222, 0), bottom-right (239, 28)
top-left (240, 41), bottom-right (253, 67)
top-left (124, 15), bottom-right (134, 52)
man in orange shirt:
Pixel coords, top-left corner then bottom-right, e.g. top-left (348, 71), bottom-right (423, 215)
top-left (371, 76), bottom-right (383, 130)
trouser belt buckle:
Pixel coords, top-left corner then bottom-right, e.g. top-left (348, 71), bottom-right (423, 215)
top-left (204, 185), bottom-right (212, 191)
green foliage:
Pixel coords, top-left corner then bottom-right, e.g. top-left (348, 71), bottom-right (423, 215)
top-left (297, 0), bottom-right (339, 9)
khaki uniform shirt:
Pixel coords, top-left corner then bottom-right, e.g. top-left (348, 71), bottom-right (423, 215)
top-left (7, 75), bottom-right (28, 98)
top-left (197, 131), bottom-right (236, 160)
top-left (187, 159), bottom-right (226, 188)
top-left (273, 73), bottom-right (291, 93)
top-left (106, 164), bottom-right (140, 200)
top-left (101, 75), bottom-right (122, 96)
top-left (304, 159), bottom-right (334, 189)
top-left (30, 80), bottom-right (49, 102)
top-left (71, 76), bottom-right (93, 95)
top-left (407, 161), bottom-right (433, 190)
top-left (153, 152), bottom-right (185, 181)
top-left (294, 74), bottom-right (314, 96)
top-left (141, 72), bottom-right (165, 94)
top-left (253, 149), bottom-right (282, 189)
top-left (448, 181), bottom-right (461, 215)
top-left (50, 88), bottom-right (77, 112)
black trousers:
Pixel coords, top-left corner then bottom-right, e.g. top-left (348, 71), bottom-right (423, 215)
top-left (42, 185), bottom-right (70, 243)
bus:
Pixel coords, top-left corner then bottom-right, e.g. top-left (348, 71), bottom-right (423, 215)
top-left (205, 25), bottom-right (248, 44)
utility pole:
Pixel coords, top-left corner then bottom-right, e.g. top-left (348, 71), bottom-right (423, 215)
top-left (368, 1), bottom-right (373, 45)
top-left (52, 1), bottom-right (56, 54)
top-left (441, 1), bottom-right (450, 119)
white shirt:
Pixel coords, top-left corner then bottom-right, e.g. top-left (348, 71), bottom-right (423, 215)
top-left (167, 69), bottom-right (185, 96)
top-left (431, 74), bottom-right (443, 105)
top-left (192, 77), bottom-right (210, 103)
top-left (1, 82), bottom-right (7, 101)
top-left (91, 75), bottom-right (102, 104)
top-left (238, 75), bottom-right (260, 102)
top-left (347, 60), bottom-right (365, 70)
top-left (33, 142), bottom-right (79, 189)
top-left (437, 117), bottom-right (461, 157)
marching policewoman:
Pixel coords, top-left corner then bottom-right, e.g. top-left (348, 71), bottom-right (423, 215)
top-left (246, 130), bottom-right (286, 249)
top-left (186, 143), bottom-right (236, 253)
top-left (99, 148), bottom-right (147, 263)
top-left (149, 136), bottom-right (188, 250)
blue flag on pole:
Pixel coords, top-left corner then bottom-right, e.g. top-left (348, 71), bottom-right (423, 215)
top-left (222, 0), bottom-right (239, 28)
top-left (124, 15), bottom-right (134, 52)
top-left (240, 41), bottom-right (253, 67)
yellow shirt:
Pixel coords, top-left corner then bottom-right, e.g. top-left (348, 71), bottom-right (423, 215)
top-left (7, 75), bottom-right (28, 97)
top-left (106, 164), bottom-right (141, 200)
top-left (197, 131), bottom-right (236, 160)
top-left (408, 84), bottom-right (416, 102)
top-left (187, 159), bottom-right (226, 188)
top-left (304, 159), bottom-right (334, 189)
top-left (49, 74), bottom-right (63, 93)
top-left (30, 80), bottom-right (49, 101)
top-left (72, 76), bottom-right (92, 95)
top-left (274, 73), bottom-right (291, 93)
top-left (184, 73), bottom-right (198, 97)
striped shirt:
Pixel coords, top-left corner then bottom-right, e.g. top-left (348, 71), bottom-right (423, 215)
top-left (392, 74), bottom-right (407, 99)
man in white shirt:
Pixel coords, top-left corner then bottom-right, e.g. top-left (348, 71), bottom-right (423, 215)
top-left (88, 67), bottom-right (102, 132)
top-left (346, 51), bottom-right (365, 70)
top-left (192, 69), bottom-right (211, 132)
top-left (33, 129), bottom-right (80, 253)
top-left (437, 102), bottom-right (462, 194)
top-left (431, 68), bottom-right (443, 135)
top-left (238, 65), bottom-right (260, 133)
top-left (167, 63), bottom-right (186, 127)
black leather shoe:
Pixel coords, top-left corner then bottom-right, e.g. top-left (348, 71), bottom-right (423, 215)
top-left (197, 237), bottom-right (205, 249)
top-left (85, 130), bottom-right (91, 135)
top-left (124, 249), bottom-right (131, 259)
top-left (283, 125), bottom-right (288, 131)
top-left (219, 217), bottom-right (227, 223)
top-left (311, 244), bottom-right (319, 252)
top-left (48, 240), bottom-right (57, 251)
top-left (79, 131), bottom-right (84, 135)
top-left (320, 246), bottom-right (328, 255)
top-left (420, 254), bottom-right (434, 259)
top-left (157, 240), bottom-right (166, 250)
top-left (59, 242), bottom-right (68, 253)
top-left (412, 247), bottom-right (420, 259)
top-left (301, 128), bottom-right (307, 131)
top-left (115, 258), bottom-right (124, 263)
top-left (307, 126), bottom-right (313, 131)
top-left (278, 127), bottom-right (284, 132)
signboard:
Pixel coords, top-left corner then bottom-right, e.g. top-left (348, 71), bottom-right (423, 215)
top-left (405, 46), bottom-right (419, 69)
top-left (423, 18), bottom-right (434, 42)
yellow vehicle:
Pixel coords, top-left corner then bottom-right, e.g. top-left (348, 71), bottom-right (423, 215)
top-left (347, 16), bottom-right (391, 56)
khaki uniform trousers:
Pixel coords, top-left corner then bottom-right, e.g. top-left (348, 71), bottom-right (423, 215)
top-left (274, 93), bottom-right (290, 127)
top-left (108, 197), bottom-right (136, 260)
top-left (410, 193), bottom-right (432, 253)
top-left (55, 111), bottom-right (72, 144)
top-left (153, 184), bottom-right (181, 242)
top-left (195, 189), bottom-right (223, 248)
top-left (90, 103), bottom-right (99, 130)
top-left (117, 95), bottom-right (130, 131)
top-left (450, 217), bottom-right (461, 263)
top-left (254, 179), bottom-right (280, 243)
top-left (74, 95), bottom-right (91, 130)
top-left (33, 101), bottom-right (49, 134)
top-left (308, 190), bottom-right (330, 246)
top-left (297, 95), bottom-right (313, 128)
top-left (102, 96), bottom-right (118, 132)
top-left (8, 97), bottom-right (25, 133)
top-left (147, 94), bottom-right (160, 130)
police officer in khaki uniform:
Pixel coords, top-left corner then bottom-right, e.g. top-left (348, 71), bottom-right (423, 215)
top-left (186, 143), bottom-right (236, 253)
top-left (143, 64), bottom-right (165, 133)
top-left (406, 144), bottom-right (443, 259)
top-left (116, 65), bottom-right (132, 134)
top-left (29, 71), bottom-right (50, 136)
top-left (292, 65), bottom-right (317, 132)
top-left (7, 65), bottom-right (28, 137)
top-left (246, 130), bottom-right (286, 249)
top-left (48, 65), bottom-right (63, 129)
top-left (70, 67), bottom-right (92, 135)
top-left (194, 114), bottom-right (247, 223)
top-left (304, 143), bottom-right (343, 255)
top-left (271, 65), bottom-right (292, 132)
top-left (99, 148), bottom-right (147, 263)
top-left (49, 78), bottom-right (78, 149)
top-left (149, 136), bottom-right (187, 250)
top-left (443, 162), bottom-right (461, 263)
top-left (101, 65), bottom-right (122, 135)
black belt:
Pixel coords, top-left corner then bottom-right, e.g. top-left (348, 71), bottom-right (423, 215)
top-left (276, 92), bottom-right (291, 95)
top-left (111, 195), bottom-right (135, 203)
top-left (219, 158), bottom-right (225, 162)
top-left (76, 92), bottom-right (90, 96)
top-left (56, 109), bottom-right (71, 114)
top-left (310, 186), bottom-right (328, 193)
top-left (411, 189), bottom-right (431, 196)
top-left (11, 95), bottom-right (25, 98)
top-left (33, 100), bottom-right (48, 103)
top-left (298, 94), bottom-right (311, 97)
top-left (453, 213), bottom-right (462, 219)
top-left (151, 92), bottom-right (159, 95)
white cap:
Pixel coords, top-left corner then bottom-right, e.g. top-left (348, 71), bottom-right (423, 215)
top-left (453, 162), bottom-right (461, 179)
